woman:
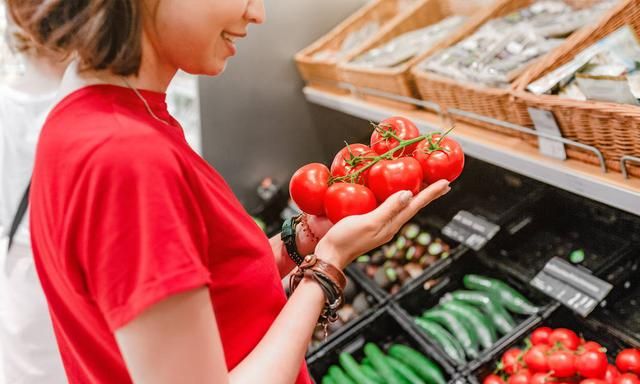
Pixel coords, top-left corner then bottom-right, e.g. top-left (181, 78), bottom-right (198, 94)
top-left (7, 1), bottom-right (450, 383)
top-left (0, 16), bottom-right (67, 383)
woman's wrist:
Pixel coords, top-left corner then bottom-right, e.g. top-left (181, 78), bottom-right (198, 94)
top-left (313, 240), bottom-right (344, 270)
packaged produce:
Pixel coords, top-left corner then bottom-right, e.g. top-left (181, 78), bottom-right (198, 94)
top-left (350, 15), bottom-right (467, 68)
top-left (419, 0), bottom-right (614, 88)
top-left (527, 25), bottom-right (640, 105)
top-left (412, 274), bottom-right (539, 364)
top-left (288, 116), bottom-right (465, 224)
top-left (355, 222), bottom-right (452, 294)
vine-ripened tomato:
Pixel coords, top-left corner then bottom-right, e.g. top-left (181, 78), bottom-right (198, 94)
top-left (289, 163), bottom-right (330, 216)
top-left (581, 341), bottom-right (605, 353)
top-left (370, 116), bottom-right (420, 156)
top-left (508, 370), bottom-right (531, 384)
top-left (484, 374), bottom-right (506, 384)
top-left (413, 135), bottom-right (465, 185)
top-left (607, 365), bottom-right (622, 383)
top-left (577, 350), bottom-right (609, 379)
top-left (503, 348), bottom-right (524, 375)
top-left (524, 344), bottom-right (551, 373)
top-left (614, 374), bottom-right (640, 384)
top-left (581, 380), bottom-right (609, 384)
top-left (330, 143), bottom-right (376, 184)
top-left (531, 327), bottom-right (553, 346)
top-left (530, 373), bottom-right (550, 384)
top-left (323, 183), bottom-right (377, 223)
top-left (367, 157), bottom-right (422, 203)
top-left (549, 328), bottom-right (580, 351)
top-left (548, 350), bottom-right (577, 378)
top-left (617, 350), bottom-right (640, 374)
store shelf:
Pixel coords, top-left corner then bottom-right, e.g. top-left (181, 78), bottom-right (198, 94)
top-left (303, 86), bottom-right (640, 217)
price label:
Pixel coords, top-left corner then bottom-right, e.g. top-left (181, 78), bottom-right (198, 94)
top-left (528, 107), bottom-right (567, 160)
top-left (442, 211), bottom-right (500, 251)
top-left (531, 257), bottom-right (613, 317)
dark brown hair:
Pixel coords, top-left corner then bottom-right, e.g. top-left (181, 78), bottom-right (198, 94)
top-left (6, 0), bottom-right (143, 76)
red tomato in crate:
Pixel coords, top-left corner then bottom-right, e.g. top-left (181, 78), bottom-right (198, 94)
top-left (484, 374), bottom-right (506, 384)
top-left (330, 143), bottom-right (376, 184)
top-left (508, 370), bottom-right (531, 384)
top-left (524, 344), bottom-right (551, 373)
top-left (548, 350), bottom-right (577, 378)
top-left (503, 348), bottom-right (524, 375)
top-left (581, 341), bottom-right (605, 353)
top-left (323, 183), bottom-right (377, 224)
top-left (367, 157), bottom-right (422, 203)
top-left (617, 349), bottom-right (640, 374)
top-left (607, 365), bottom-right (622, 383)
top-left (370, 116), bottom-right (420, 156)
top-left (530, 373), bottom-right (550, 384)
top-left (531, 327), bottom-right (553, 346)
top-left (577, 350), bottom-right (609, 379)
top-left (581, 380), bottom-right (609, 384)
top-left (549, 328), bottom-right (581, 351)
top-left (413, 135), bottom-right (465, 184)
top-left (614, 374), bottom-right (640, 384)
top-left (289, 163), bottom-right (330, 216)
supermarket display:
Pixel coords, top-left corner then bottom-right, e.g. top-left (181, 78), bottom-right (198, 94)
top-left (419, 0), bottom-right (613, 87)
top-left (289, 116), bottom-right (465, 224)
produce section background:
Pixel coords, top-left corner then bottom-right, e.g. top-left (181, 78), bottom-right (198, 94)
top-left (199, 0), bottom-right (373, 208)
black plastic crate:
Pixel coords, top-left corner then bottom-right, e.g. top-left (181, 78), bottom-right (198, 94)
top-left (479, 189), bottom-right (633, 284)
top-left (306, 268), bottom-right (383, 358)
top-left (393, 250), bottom-right (553, 371)
top-left (307, 306), bottom-right (457, 383)
top-left (468, 306), bottom-right (640, 384)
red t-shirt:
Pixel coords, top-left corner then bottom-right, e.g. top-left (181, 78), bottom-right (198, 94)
top-left (29, 84), bottom-right (311, 383)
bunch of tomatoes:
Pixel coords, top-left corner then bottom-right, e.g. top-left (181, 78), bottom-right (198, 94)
top-left (484, 327), bottom-right (640, 384)
top-left (289, 116), bottom-right (465, 223)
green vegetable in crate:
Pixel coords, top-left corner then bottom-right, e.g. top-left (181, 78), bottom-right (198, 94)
top-left (414, 318), bottom-right (465, 364)
top-left (328, 365), bottom-right (356, 384)
top-left (449, 290), bottom-right (516, 335)
top-left (322, 376), bottom-right (337, 384)
top-left (422, 308), bottom-right (479, 359)
top-left (388, 344), bottom-right (446, 384)
top-left (339, 353), bottom-right (379, 384)
top-left (360, 364), bottom-right (384, 384)
top-left (387, 355), bottom-right (426, 384)
top-left (463, 274), bottom-right (539, 315)
top-left (440, 300), bottom-right (497, 350)
top-left (364, 343), bottom-right (403, 384)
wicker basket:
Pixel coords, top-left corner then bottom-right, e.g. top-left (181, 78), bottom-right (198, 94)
top-left (515, 0), bottom-right (640, 177)
top-left (337, 0), bottom-right (495, 104)
top-left (294, 0), bottom-right (411, 92)
top-left (412, 0), bottom-right (603, 136)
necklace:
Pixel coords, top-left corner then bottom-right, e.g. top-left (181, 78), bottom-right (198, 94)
top-left (120, 77), bottom-right (171, 126)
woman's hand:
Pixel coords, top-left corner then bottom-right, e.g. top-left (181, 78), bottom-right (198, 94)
top-left (315, 179), bottom-right (450, 270)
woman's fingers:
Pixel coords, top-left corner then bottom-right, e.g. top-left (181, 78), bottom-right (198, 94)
top-left (389, 180), bottom-right (450, 229)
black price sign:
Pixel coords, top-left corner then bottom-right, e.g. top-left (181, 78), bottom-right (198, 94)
top-left (531, 257), bottom-right (613, 317)
top-left (442, 211), bottom-right (500, 251)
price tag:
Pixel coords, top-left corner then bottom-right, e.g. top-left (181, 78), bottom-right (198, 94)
top-left (442, 210), bottom-right (500, 251)
top-left (528, 107), bottom-right (567, 160)
top-left (531, 257), bottom-right (613, 317)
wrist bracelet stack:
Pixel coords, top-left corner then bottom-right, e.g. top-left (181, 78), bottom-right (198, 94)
top-left (289, 254), bottom-right (346, 340)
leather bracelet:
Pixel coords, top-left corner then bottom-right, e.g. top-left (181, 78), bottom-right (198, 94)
top-left (281, 215), bottom-right (303, 266)
top-left (289, 254), bottom-right (346, 339)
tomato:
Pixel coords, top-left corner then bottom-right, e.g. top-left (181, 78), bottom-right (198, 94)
top-left (617, 350), bottom-right (640, 374)
top-left (289, 163), bottom-right (330, 216)
top-left (508, 370), bottom-right (531, 384)
top-left (503, 348), bottom-right (524, 375)
top-left (577, 351), bottom-right (608, 379)
top-left (582, 342), bottom-right (605, 353)
top-left (524, 344), bottom-right (550, 373)
top-left (370, 116), bottom-right (420, 156)
top-left (581, 380), bottom-right (608, 384)
top-left (531, 327), bottom-right (553, 346)
top-left (549, 328), bottom-right (581, 351)
top-left (367, 157), bottom-right (422, 203)
top-left (548, 350), bottom-right (577, 378)
top-left (323, 183), bottom-right (377, 223)
top-left (413, 135), bottom-right (465, 184)
top-left (330, 143), bottom-right (376, 184)
top-left (484, 374), bottom-right (506, 384)
top-left (614, 374), bottom-right (640, 384)
top-left (607, 365), bottom-right (622, 383)
top-left (530, 373), bottom-right (550, 384)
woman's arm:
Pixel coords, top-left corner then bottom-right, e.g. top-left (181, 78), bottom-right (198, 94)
top-left (270, 215), bottom-right (332, 278)
top-left (116, 181), bottom-right (450, 384)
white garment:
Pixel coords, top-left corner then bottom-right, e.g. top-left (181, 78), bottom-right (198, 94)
top-left (0, 85), bottom-right (67, 384)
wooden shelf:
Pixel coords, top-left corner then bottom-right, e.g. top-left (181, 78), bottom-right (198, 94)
top-left (304, 86), bottom-right (640, 216)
